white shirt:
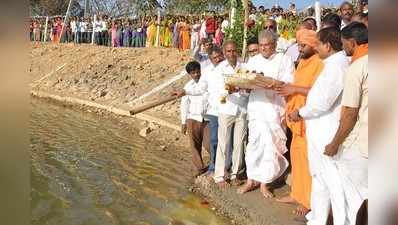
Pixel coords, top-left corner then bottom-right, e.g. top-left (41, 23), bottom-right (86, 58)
top-left (277, 37), bottom-right (291, 53)
top-left (285, 42), bottom-right (300, 62)
top-left (299, 51), bottom-right (349, 173)
top-left (249, 14), bottom-right (257, 21)
top-left (70, 21), bottom-right (77, 33)
top-left (101, 21), bottom-right (108, 31)
top-left (80, 22), bottom-right (86, 32)
top-left (184, 61), bottom-right (225, 117)
top-left (94, 21), bottom-right (102, 32)
top-left (200, 20), bottom-right (207, 38)
top-left (341, 20), bottom-right (348, 30)
top-left (244, 53), bottom-right (294, 122)
top-left (216, 60), bottom-right (248, 116)
top-left (180, 79), bottom-right (208, 124)
top-left (221, 20), bottom-right (229, 33)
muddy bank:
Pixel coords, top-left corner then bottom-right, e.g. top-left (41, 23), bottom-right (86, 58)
top-left (30, 43), bottom-right (300, 225)
top-left (30, 43), bottom-right (191, 125)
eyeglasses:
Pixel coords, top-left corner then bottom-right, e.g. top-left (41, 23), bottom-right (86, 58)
top-left (264, 25), bottom-right (275, 30)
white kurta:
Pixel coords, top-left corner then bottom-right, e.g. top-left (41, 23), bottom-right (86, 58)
top-left (216, 60), bottom-right (248, 116)
top-left (243, 53), bottom-right (294, 183)
top-left (180, 79), bottom-right (207, 124)
top-left (184, 62), bottom-right (224, 117)
top-left (299, 51), bottom-right (350, 225)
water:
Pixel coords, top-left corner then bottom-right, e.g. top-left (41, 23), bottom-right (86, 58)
top-left (30, 99), bottom-right (230, 225)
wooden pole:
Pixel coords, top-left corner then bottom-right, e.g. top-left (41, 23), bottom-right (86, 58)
top-left (59, 0), bottom-right (74, 43)
top-left (129, 95), bottom-right (181, 115)
top-left (155, 8), bottom-right (161, 47)
top-left (315, 1), bottom-right (321, 31)
top-left (43, 16), bottom-right (49, 42)
top-left (91, 14), bottom-right (97, 44)
top-left (242, 0), bottom-right (249, 60)
top-left (230, 0), bottom-right (237, 30)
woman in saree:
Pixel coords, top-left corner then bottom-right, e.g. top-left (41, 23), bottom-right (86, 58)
top-left (172, 17), bottom-right (180, 48)
top-left (146, 18), bottom-right (157, 47)
top-left (162, 18), bottom-right (172, 47)
top-left (179, 19), bottom-right (191, 50)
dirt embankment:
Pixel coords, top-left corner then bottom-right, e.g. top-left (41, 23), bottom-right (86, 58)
top-left (30, 43), bottom-right (301, 225)
top-left (30, 43), bottom-right (191, 125)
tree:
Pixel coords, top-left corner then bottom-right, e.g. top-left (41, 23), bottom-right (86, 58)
top-left (224, 1), bottom-right (244, 53)
top-left (29, 0), bottom-right (162, 17)
top-left (30, 0), bottom-right (82, 16)
top-left (163, 0), bottom-right (230, 15)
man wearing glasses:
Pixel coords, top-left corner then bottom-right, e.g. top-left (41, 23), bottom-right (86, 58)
top-left (263, 19), bottom-right (290, 53)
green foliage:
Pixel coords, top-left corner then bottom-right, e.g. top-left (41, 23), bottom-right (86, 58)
top-left (164, 0), bottom-right (230, 15)
top-left (278, 17), bottom-right (300, 39)
top-left (224, 2), bottom-right (263, 54)
top-left (223, 4), bottom-right (244, 53)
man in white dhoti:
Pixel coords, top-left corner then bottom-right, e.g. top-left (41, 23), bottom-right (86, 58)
top-left (323, 22), bottom-right (368, 225)
top-left (289, 27), bottom-right (350, 225)
top-left (237, 30), bottom-right (294, 198)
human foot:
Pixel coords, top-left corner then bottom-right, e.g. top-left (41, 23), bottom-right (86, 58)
top-left (276, 195), bottom-right (298, 204)
top-left (237, 180), bottom-right (259, 194)
top-left (260, 184), bottom-right (274, 198)
top-left (216, 181), bottom-right (230, 190)
top-left (205, 172), bottom-right (214, 182)
top-left (230, 179), bottom-right (244, 187)
top-left (293, 205), bottom-right (310, 216)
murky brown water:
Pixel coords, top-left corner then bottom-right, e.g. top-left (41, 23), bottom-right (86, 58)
top-left (30, 99), bottom-right (230, 225)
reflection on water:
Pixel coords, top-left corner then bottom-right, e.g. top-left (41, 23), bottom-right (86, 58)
top-left (30, 99), bottom-right (230, 225)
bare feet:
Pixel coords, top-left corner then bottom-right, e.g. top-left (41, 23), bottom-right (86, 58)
top-left (293, 205), bottom-right (310, 216)
top-left (204, 172), bottom-right (214, 182)
top-left (230, 179), bottom-right (244, 187)
top-left (216, 180), bottom-right (230, 190)
top-left (260, 183), bottom-right (274, 198)
top-left (276, 195), bottom-right (298, 205)
top-left (237, 179), bottom-right (259, 194)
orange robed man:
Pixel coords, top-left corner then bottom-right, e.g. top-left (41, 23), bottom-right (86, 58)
top-left (275, 29), bottom-right (324, 217)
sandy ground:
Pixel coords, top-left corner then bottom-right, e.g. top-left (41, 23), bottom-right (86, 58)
top-left (30, 43), bottom-right (302, 225)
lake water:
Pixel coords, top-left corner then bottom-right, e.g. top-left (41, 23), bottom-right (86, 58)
top-left (30, 99), bottom-right (230, 225)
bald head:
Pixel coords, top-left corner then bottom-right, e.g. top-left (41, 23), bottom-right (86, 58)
top-left (223, 40), bottom-right (238, 67)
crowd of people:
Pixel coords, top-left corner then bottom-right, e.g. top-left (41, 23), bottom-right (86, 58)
top-left (29, 2), bottom-right (369, 51)
top-left (29, 13), bottom-right (229, 50)
top-left (175, 1), bottom-right (368, 225)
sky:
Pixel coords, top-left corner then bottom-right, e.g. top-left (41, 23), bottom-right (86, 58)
top-left (251, 0), bottom-right (346, 10)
